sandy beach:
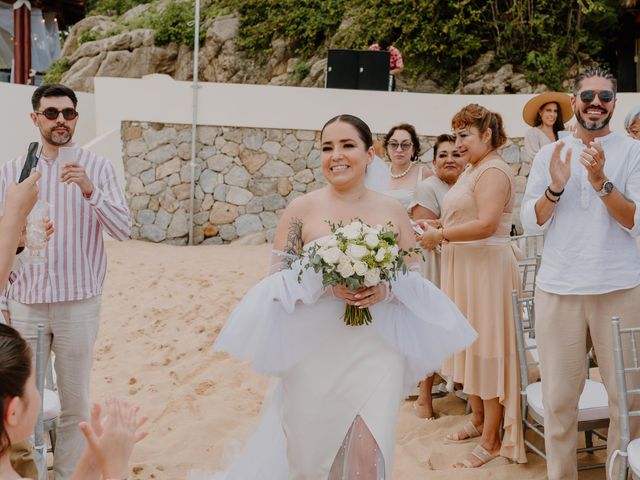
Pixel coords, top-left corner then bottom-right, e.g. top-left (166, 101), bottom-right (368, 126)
top-left (92, 240), bottom-right (607, 480)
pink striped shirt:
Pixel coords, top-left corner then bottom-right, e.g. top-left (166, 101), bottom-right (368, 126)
top-left (0, 148), bottom-right (131, 308)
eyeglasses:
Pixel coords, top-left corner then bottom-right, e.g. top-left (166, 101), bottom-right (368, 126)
top-left (35, 107), bottom-right (79, 121)
top-left (578, 90), bottom-right (615, 104)
top-left (387, 141), bottom-right (413, 152)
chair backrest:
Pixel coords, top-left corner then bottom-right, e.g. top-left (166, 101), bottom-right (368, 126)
top-left (511, 233), bottom-right (544, 260)
top-left (511, 290), bottom-right (538, 389)
top-left (611, 317), bottom-right (640, 461)
top-left (518, 255), bottom-right (541, 298)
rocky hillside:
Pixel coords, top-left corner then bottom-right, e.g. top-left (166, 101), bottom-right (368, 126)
top-left (53, 0), bottom-right (605, 94)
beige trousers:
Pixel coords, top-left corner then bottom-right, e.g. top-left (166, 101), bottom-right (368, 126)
top-left (535, 285), bottom-right (640, 480)
top-left (9, 296), bottom-right (101, 480)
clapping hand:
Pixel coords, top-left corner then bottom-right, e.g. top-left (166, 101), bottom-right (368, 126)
top-left (578, 139), bottom-right (607, 190)
top-left (549, 141), bottom-right (572, 192)
top-left (78, 399), bottom-right (148, 480)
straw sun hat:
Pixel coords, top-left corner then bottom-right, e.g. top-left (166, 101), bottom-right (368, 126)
top-left (522, 92), bottom-right (573, 127)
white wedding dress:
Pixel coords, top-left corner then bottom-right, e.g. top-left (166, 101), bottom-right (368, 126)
top-left (209, 246), bottom-right (476, 480)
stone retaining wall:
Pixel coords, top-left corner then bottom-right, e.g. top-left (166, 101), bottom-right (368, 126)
top-left (122, 121), bottom-right (530, 245)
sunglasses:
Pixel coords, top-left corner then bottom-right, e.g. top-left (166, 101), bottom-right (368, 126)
top-left (35, 107), bottom-right (79, 121)
top-left (388, 141), bottom-right (413, 152)
top-left (578, 90), bottom-right (615, 104)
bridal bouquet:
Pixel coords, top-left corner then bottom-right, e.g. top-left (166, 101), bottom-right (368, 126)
top-left (299, 220), bottom-right (416, 326)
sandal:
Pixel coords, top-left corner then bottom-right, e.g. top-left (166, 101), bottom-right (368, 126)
top-left (444, 420), bottom-right (481, 444)
top-left (412, 401), bottom-right (436, 420)
top-left (454, 444), bottom-right (501, 468)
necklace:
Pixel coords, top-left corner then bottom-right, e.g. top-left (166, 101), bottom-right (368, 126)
top-left (390, 162), bottom-right (413, 179)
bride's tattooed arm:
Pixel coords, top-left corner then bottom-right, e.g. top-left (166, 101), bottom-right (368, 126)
top-left (285, 217), bottom-right (303, 256)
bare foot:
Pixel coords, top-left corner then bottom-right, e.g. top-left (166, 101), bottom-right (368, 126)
top-left (413, 400), bottom-right (435, 419)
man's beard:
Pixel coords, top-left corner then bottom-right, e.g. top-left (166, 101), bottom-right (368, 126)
top-left (575, 108), bottom-right (612, 131)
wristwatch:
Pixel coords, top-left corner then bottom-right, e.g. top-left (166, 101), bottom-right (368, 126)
top-left (598, 180), bottom-right (614, 197)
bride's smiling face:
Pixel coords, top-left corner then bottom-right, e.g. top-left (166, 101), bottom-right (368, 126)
top-left (321, 121), bottom-right (373, 188)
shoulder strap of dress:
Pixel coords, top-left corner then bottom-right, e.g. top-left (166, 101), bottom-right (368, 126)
top-left (415, 165), bottom-right (424, 188)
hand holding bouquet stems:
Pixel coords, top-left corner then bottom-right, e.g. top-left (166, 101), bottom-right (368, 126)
top-left (299, 219), bottom-right (419, 326)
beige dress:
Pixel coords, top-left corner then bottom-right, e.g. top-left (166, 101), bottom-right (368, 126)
top-left (440, 158), bottom-right (526, 463)
top-left (411, 176), bottom-right (451, 287)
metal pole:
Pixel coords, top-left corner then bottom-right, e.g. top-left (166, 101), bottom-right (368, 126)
top-left (188, 0), bottom-right (200, 245)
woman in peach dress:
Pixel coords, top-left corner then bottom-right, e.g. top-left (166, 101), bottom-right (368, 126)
top-left (420, 104), bottom-right (526, 468)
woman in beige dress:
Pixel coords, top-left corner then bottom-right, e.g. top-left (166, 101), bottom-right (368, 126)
top-left (410, 134), bottom-right (466, 420)
top-left (421, 104), bottom-right (526, 468)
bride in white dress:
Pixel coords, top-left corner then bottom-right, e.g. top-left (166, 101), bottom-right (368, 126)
top-left (211, 114), bottom-right (476, 480)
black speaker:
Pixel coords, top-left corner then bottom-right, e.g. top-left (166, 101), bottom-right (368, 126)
top-left (358, 50), bottom-right (390, 91)
top-left (326, 49), bottom-right (359, 89)
top-left (326, 49), bottom-right (391, 91)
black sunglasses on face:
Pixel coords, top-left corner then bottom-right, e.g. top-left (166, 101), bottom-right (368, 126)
top-left (35, 107), bottom-right (79, 121)
top-left (578, 90), bottom-right (615, 104)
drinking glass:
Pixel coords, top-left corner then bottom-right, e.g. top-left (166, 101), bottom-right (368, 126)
top-left (24, 200), bottom-right (50, 264)
top-left (58, 146), bottom-right (79, 171)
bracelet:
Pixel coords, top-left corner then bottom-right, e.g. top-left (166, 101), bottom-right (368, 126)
top-left (439, 227), bottom-right (448, 242)
top-left (544, 190), bottom-right (558, 203)
top-left (547, 185), bottom-right (564, 197)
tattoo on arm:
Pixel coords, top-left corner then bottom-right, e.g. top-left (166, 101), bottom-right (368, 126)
top-left (285, 217), bottom-right (303, 256)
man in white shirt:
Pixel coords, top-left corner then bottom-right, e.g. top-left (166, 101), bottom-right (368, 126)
top-left (521, 68), bottom-right (640, 479)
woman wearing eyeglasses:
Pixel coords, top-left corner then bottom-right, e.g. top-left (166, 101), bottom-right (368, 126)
top-left (382, 123), bottom-right (432, 210)
top-left (625, 106), bottom-right (640, 140)
top-left (522, 92), bottom-right (573, 163)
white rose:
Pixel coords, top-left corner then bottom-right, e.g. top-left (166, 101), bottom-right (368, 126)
top-left (364, 233), bottom-right (379, 248)
top-left (342, 223), bottom-right (362, 240)
top-left (337, 260), bottom-right (355, 278)
top-left (320, 246), bottom-right (342, 265)
top-left (374, 248), bottom-right (386, 262)
top-left (325, 236), bottom-right (338, 247)
top-left (346, 244), bottom-right (369, 260)
top-left (389, 245), bottom-right (399, 258)
top-left (364, 226), bottom-right (379, 235)
top-left (364, 268), bottom-right (381, 287)
top-left (353, 261), bottom-right (368, 276)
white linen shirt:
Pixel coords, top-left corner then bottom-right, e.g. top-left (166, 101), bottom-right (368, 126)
top-left (520, 131), bottom-right (640, 295)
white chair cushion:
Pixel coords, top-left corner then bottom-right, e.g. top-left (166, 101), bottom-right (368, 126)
top-left (628, 438), bottom-right (640, 475)
top-left (43, 388), bottom-right (61, 422)
top-left (527, 379), bottom-right (609, 422)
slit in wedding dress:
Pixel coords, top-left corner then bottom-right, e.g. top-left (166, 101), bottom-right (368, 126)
top-left (328, 414), bottom-right (385, 480)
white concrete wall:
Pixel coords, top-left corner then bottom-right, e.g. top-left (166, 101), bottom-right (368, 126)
top-left (0, 83), bottom-right (96, 164)
top-left (2, 75), bottom-right (640, 176)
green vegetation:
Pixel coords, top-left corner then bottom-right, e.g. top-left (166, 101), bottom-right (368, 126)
top-left (222, 0), bottom-right (620, 91)
top-left (42, 58), bottom-right (70, 84)
top-left (292, 61), bottom-right (311, 82)
top-left (78, 29), bottom-right (100, 44)
top-left (78, 0), bottom-right (623, 91)
top-left (87, 0), bottom-right (152, 16)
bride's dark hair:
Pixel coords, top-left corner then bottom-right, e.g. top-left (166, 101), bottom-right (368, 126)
top-left (0, 324), bottom-right (32, 455)
top-left (321, 114), bottom-right (373, 149)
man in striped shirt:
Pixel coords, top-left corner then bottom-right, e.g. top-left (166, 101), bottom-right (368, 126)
top-left (0, 84), bottom-right (131, 480)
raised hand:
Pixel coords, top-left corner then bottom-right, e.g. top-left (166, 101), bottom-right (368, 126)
top-left (60, 162), bottom-right (94, 197)
top-left (579, 139), bottom-right (607, 190)
top-left (548, 141), bottom-right (572, 192)
top-left (4, 170), bottom-right (41, 222)
top-left (78, 399), bottom-right (148, 480)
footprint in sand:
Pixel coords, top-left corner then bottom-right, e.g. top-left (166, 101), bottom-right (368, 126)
top-left (195, 380), bottom-right (216, 396)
